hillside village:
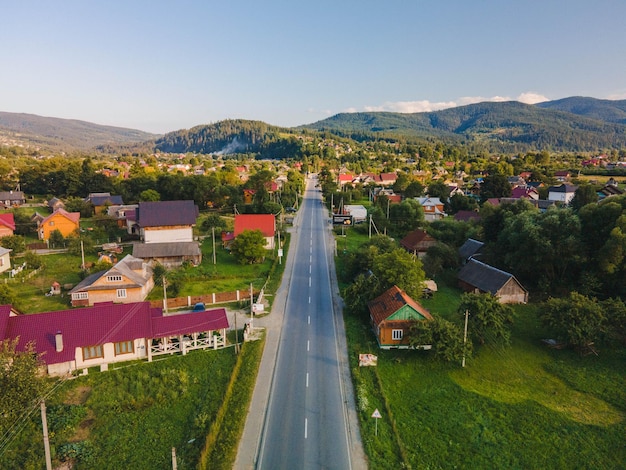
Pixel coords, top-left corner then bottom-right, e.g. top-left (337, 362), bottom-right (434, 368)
top-left (0, 127), bottom-right (625, 468)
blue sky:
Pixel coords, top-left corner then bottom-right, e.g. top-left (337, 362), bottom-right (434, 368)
top-left (2, 1), bottom-right (625, 134)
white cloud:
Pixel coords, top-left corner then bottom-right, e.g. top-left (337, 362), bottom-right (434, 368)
top-left (607, 92), bottom-right (626, 100)
top-left (352, 91), bottom-right (551, 115)
top-left (516, 92), bottom-right (549, 104)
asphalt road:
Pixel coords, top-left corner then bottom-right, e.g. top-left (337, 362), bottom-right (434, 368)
top-left (255, 178), bottom-right (353, 469)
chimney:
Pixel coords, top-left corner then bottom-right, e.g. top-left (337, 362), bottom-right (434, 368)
top-left (55, 331), bottom-right (63, 352)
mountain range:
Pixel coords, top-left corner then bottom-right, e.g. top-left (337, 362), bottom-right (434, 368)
top-left (1, 96), bottom-right (625, 154)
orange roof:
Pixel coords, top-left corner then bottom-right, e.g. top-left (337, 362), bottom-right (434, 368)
top-left (234, 214), bottom-right (275, 238)
top-left (368, 285), bottom-right (433, 326)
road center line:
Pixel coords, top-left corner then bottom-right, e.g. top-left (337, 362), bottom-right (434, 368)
top-left (307, 340), bottom-right (310, 351)
top-left (306, 372), bottom-right (309, 387)
top-left (308, 315), bottom-right (310, 324)
top-left (309, 276), bottom-right (311, 287)
top-left (305, 418), bottom-right (308, 439)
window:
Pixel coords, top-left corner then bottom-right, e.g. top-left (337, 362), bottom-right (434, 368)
top-left (107, 275), bottom-right (122, 282)
top-left (82, 345), bottom-right (103, 360)
top-left (72, 292), bottom-right (89, 300)
top-left (49, 221), bottom-right (55, 226)
top-left (116, 289), bottom-right (127, 298)
top-left (392, 329), bottom-right (403, 341)
top-left (115, 341), bottom-right (134, 355)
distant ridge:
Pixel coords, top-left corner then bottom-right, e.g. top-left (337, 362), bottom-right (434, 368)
top-left (301, 98), bottom-right (626, 152)
top-left (2, 96), bottom-right (626, 154)
top-left (535, 96), bottom-right (626, 124)
top-left (0, 112), bottom-right (159, 151)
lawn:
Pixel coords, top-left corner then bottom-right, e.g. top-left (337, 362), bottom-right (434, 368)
top-left (0, 337), bottom-right (265, 470)
top-left (346, 301), bottom-right (625, 468)
top-left (337, 230), bottom-right (626, 469)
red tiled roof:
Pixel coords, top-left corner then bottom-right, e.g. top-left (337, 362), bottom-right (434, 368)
top-left (0, 213), bottom-right (15, 230)
top-left (368, 285), bottom-right (433, 326)
top-left (234, 214), bottom-right (275, 237)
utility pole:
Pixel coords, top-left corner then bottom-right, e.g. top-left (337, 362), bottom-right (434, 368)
top-left (462, 309), bottom-right (469, 368)
top-left (212, 227), bottom-right (216, 265)
top-left (171, 447), bottom-right (177, 470)
top-left (163, 276), bottom-right (168, 314)
top-left (250, 283), bottom-right (254, 330)
top-left (41, 401), bottom-right (52, 470)
top-left (234, 309), bottom-right (239, 354)
top-left (80, 240), bottom-right (85, 270)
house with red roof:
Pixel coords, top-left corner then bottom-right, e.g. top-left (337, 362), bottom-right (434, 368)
top-left (0, 302), bottom-right (229, 376)
top-left (510, 186), bottom-right (539, 200)
top-left (367, 285), bottom-right (433, 349)
top-left (234, 214), bottom-right (276, 249)
top-left (399, 228), bottom-right (437, 258)
top-left (338, 173), bottom-right (355, 187)
top-left (0, 213), bottom-right (15, 238)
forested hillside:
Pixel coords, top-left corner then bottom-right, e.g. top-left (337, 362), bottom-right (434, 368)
top-left (303, 101), bottom-right (626, 152)
top-left (154, 119), bottom-right (304, 158)
top-left (0, 112), bottom-right (158, 151)
top-left (536, 96), bottom-right (626, 124)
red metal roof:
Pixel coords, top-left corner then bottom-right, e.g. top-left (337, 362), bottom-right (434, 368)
top-left (234, 214), bottom-right (275, 237)
top-left (151, 308), bottom-right (229, 338)
top-left (0, 213), bottom-right (15, 230)
top-left (1, 302), bottom-right (229, 366)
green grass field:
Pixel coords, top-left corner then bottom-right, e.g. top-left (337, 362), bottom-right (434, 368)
top-left (338, 235), bottom-right (626, 469)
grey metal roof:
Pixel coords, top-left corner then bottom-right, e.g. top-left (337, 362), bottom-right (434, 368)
top-left (132, 241), bottom-right (201, 258)
top-left (136, 200), bottom-right (199, 227)
top-left (457, 258), bottom-right (525, 295)
top-left (458, 238), bottom-right (484, 260)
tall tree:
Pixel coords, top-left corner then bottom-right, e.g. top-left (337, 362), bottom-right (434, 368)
top-left (458, 293), bottom-right (515, 346)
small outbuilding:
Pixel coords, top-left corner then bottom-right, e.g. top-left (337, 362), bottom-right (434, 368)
top-left (457, 258), bottom-right (528, 304)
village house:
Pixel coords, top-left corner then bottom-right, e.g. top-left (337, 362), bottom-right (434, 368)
top-left (399, 228), bottom-right (437, 258)
top-left (0, 190), bottom-right (26, 208)
top-left (131, 200), bottom-right (202, 267)
top-left (368, 285), bottom-right (433, 349)
top-left (106, 204), bottom-right (138, 228)
top-left (85, 192), bottom-right (125, 215)
top-left (37, 208), bottom-right (80, 241)
top-left (234, 214), bottom-right (276, 249)
top-left (0, 302), bottom-right (229, 376)
top-left (457, 258), bottom-right (528, 304)
top-left (548, 184), bottom-right (578, 205)
top-left (0, 213), bottom-right (15, 238)
top-left (0, 247), bottom-right (12, 274)
top-left (415, 196), bottom-right (446, 221)
top-left (47, 197), bottom-right (65, 212)
top-left (69, 254), bottom-right (154, 307)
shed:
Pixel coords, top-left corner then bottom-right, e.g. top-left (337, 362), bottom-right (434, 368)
top-left (457, 258), bottom-right (528, 304)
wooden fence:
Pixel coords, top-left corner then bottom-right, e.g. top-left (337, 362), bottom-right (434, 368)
top-left (149, 289), bottom-right (259, 310)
